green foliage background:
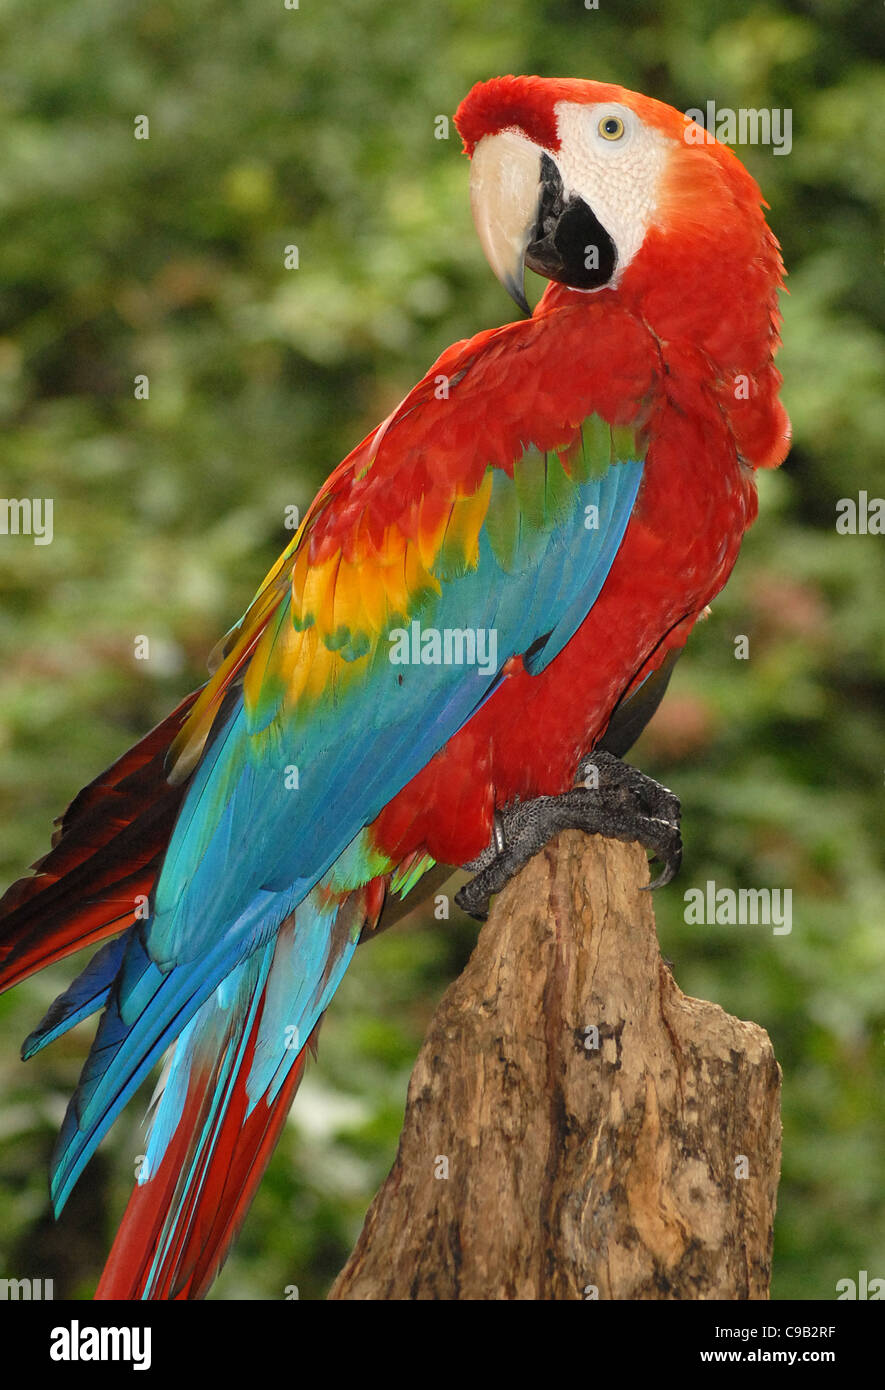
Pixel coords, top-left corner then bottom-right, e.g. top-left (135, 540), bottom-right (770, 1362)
top-left (0, 0), bottom-right (883, 1300)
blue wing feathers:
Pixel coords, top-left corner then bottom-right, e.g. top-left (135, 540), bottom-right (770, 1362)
top-left (45, 450), bottom-right (645, 1211)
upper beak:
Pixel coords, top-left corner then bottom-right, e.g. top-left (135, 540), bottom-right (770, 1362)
top-left (469, 132), bottom-right (618, 310)
top-left (469, 130), bottom-right (542, 315)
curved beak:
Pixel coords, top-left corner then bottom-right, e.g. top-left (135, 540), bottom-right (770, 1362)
top-left (469, 130), bottom-right (542, 315)
top-left (469, 132), bottom-right (618, 312)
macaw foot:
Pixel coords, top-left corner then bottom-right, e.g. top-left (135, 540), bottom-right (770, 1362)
top-left (455, 750), bottom-right (682, 921)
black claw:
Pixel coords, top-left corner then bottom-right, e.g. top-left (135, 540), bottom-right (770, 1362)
top-left (454, 881), bottom-right (490, 922)
top-left (644, 834), bottom-right (683, 890)
top-left (458, 750), bottom-right (682, 917)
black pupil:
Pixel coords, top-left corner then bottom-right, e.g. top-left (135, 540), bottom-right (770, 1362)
top-left (604, 119), bottom-right (619, 134)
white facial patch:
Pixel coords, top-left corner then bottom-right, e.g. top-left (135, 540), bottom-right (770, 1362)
top-left (551, 101), bottom-right (673, 284)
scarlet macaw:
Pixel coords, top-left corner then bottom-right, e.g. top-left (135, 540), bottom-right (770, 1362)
top-left (0, 75), bottom-right (790, 1298)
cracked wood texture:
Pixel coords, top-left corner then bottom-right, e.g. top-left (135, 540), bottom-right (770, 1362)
top-left (329, 831), bottom-right (782, 1301)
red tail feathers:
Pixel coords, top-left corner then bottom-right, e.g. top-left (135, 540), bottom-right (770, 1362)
top-left (0, 692), bottom-right (199, 994)
top-left (95, 1017), bottom-right (320, 1300)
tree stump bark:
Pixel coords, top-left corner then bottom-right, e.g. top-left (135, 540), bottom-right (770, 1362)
top-left (329, 831), bottom-right (782, 1300)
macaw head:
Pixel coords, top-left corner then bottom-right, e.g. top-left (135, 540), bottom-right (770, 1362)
top-left (455, 74), bottom-right (784, 329)
top-left (455, 75), bottom-right (790, 468)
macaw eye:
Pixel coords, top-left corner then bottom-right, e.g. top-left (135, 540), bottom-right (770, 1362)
top-left (598, 115), bottom-right (625, 140)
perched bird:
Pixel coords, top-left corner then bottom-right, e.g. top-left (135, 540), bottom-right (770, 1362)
top-left (0, 75), bottom-right (789, 1298)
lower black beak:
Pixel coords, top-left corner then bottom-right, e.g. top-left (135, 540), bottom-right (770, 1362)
top-left (525, 154), bottom-right (617, 292)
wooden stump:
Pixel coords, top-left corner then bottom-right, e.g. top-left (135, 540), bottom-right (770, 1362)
top-left (329, 831), bottom-right (782, 1300)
